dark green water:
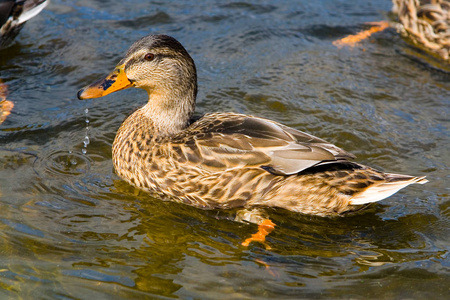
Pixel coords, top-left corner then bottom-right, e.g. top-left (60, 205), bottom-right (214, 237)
top-left (0, 0), bottom-right (449, 298)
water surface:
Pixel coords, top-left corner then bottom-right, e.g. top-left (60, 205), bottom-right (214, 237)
top-left (0, 0), bottom-right (449, 298)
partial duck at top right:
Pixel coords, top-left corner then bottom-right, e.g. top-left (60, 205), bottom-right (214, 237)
top-left (334, 0), bottom-right (449, 62)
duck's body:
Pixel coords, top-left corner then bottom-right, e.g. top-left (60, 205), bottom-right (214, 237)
top-left (78, 34), bottom-right (427, 217)
top-left (0, 0), bottom-right (48, 49)
top-left (393, 0), bottom-right (450, 61)
top-left (113, 110), bottom-right (425, 216)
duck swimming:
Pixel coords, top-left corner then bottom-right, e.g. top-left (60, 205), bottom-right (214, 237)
top-left (0, 0), bottom-right (48, 49)
top-left (78, 34), bottom-right (427, 219)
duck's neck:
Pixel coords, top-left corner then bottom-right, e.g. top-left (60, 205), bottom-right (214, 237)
top-left (140, 88), bottom-right (196, 137)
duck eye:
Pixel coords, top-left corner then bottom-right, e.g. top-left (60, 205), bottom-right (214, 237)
top-left (144, 53), bottom-right (155, 61)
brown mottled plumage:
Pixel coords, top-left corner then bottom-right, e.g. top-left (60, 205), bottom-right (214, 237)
top-left (78, 34), bottom-right (427, 217)
top-left (393, 0), bottom-right (450, 61)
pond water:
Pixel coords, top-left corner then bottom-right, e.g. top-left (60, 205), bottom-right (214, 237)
top-left (0, 0), bottom-right (449, 298)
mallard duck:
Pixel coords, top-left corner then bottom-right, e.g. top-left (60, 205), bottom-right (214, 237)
top-left (334, 1), bottom-right (449, 61)
top-left (0, 0), bottom-right (48, 49)
top-left (393, 0), bottom-right (449, 61)
top-left (78, 34), bottom-right (427, 218)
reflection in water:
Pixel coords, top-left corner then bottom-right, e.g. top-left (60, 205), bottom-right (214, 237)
top-left (0, 0), bottom-right (448, 299)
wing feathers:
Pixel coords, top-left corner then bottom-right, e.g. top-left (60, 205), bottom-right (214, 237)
top-left (17, 0), bottom-right (48, 24)
top-left (174, 113), bottom-right (355, 175)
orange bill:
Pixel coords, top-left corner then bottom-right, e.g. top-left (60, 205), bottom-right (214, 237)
top-left (77, 64), bottom-right (133, 100)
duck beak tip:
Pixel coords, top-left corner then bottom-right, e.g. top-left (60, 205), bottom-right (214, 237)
top-left (76, 64), bottom-right (132, 100)
top-left (77, 88), bottom-right (87, 100)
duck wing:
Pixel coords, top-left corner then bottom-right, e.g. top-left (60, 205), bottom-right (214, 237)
top-left (170, 113), bottom-right (355, 175)
top-left (18, 0), bottom-right (48, 24)
top-left (0, 0), bottom-right (48, 49)
top-left (0, 0), bottom-right (48, 27)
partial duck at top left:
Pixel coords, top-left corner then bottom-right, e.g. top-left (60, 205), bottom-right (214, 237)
top-left (0, 0), bottom-right (48, 49)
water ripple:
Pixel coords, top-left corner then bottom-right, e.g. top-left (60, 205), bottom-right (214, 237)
top-left (33, 150), bottom-right (91, 178)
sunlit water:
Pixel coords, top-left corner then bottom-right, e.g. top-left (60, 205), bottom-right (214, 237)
top-left (0, 0), bottom-right (449, 298)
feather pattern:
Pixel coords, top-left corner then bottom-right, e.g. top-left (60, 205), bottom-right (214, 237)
top-left (78, 34), bottom-right (428, 217)
top-left (112, 108), bottom-right (428, 216)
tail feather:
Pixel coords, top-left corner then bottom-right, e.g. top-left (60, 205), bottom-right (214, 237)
top-left (349, 174), bottom-right (428, 205)
top-left (17, 0), bottom-right (48, 24)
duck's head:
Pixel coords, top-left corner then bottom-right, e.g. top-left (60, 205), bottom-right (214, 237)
top-left (78, 34), bottom-right (197, 100)
top-left (78, 34), bottom-right (198, 134)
